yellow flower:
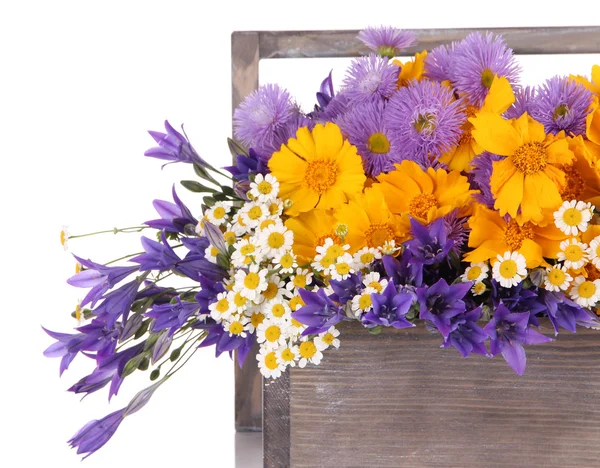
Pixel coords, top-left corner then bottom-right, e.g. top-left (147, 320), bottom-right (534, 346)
top-left (394, 50), bottom-right (427, 87)
top-left (268, 123), bottom-right (366, 216)
top-left (440, 76), bottom-right (515, 171)
top-left (464, 204), bottom-right (567, 268)
top-left (285, 209), bottom-right (339, 263)
top-left (561, 135), bottom-right (600, 207)
top-left (375, 160), bottom-right (476, 226)
top-left (470, 112), bottom-right (574, 224)
top-left (335, 185), bottom-right (407, 254)
top-left (571, 65), bottom-right (600, 146)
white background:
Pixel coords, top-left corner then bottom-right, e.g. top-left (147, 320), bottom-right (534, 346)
top-left (1, 1), bottom-right (600, 467)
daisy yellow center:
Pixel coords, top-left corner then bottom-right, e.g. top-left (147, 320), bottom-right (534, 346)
top-left (272, 303), bottom-right (286, 318)
top-left (260, 219), bottom-right (277, 229)
top-left (265, 352), bottom-right (279, 370)
top-left (281, 348), bottom-right (295, 362)
top-left (291, 317), bottom-right (303, 327)
top-left (562, 208), bottom-right (583, 227)
top-left (467, 266), bottom-right (482, 281)
top-left (224, 231), bottom-right (236, 245)
top-left (213, 207), bottom-right (226, 219)
top-left (216, 298), bottom-right (229, 313)
top-left (240, 244), bottom-right (256, 255)
top-left (210, 246), bottom-right (220, 257)
top-left (498, 259), bottom-right (518, 279)
top-left (234, 292), bottom-right (247, 307)
top-left (553, 104), bottom-right (569, 120)
top-left (251, 312), bottom-right (264, 328)
top-left (326, 244), bottom-right (345, 258)
top-left (359, 294), bottom-right (372, 310)
top-left (75, 262), bottom-right (82, 274)
top-left (365, 223), bottom-right (395, 248)
top-left (263, 281), bottom-right (279, 299)
top-left (229, 321), bottom-right (244, 335)
top-left (481, 68), bottom-right (495, 89)
top-left (560, 165), bottom-right (585, 201)
top-left (319, 255), bottom-right (336, 269)
top-left (268, 232), bottom-right (285, 249)
top-left (280, 253), bottom-right (294, 269)
top-left (578, 281), bottom-right (597, 299)
top-left (504, 220), bottom-right (534, 251)
top-left (75, 304), bottom-right (81, 321)
top-left (547, 269), bottom-right (566, 286)
top-left (60, 230), bottom-right (67, 246)
top-left (367, 132), bottom-right (390, 154)
top-left (248, 206), bottom-right (263, 220)
top-left (368, 281), bottom-right (383, 292)
top-left (511, 141), bottom-right (547, 175)
top-left (322, 333), bottom-right (335, 345)
top-left (293, 274), bottom-right (307, 289)
top-left (360, 252), bottom-right (375, 264)
top-left (257, 180), bottom-right (273, 194)
top-left (265, 325), bottom-right (281, 343)
top-left (299, 341), bottom-right (317, 359)
top-left (564, 244), bottom-right (584, 262)
top-left (336, 262), bottom-right (351, 275)
top-left (244, 272), bottom-right (261, 290)
top-left (290, 297), bottom-right (305, 311)
top-left (596, 245), bottom-right (600, 257)
top-left (409, 193), bottom-right (437, 220)
top-left (473, 282), bottom-right (486, 294)
top-left (304, 160), bottom-right (339, 193)
top-left (237, 215), bottom-right (247, 226)
top-left (268, 202), bottom-right (280, 215)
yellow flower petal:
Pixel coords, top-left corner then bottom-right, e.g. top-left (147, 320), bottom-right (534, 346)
top-left (470, 112), bottom-right (521, 156)
top-left (494, 169), bottom-right (523, 218)
top-left (481, 76), bottom-right (515, 114)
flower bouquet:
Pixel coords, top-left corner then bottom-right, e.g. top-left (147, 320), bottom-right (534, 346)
top-left (44, 26), bottom-right (600, 458)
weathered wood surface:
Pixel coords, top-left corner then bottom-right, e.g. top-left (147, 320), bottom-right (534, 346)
top-left (264, 372), bottom-right (290, 468)
top-left (264, 319), bottom-right (600, 467)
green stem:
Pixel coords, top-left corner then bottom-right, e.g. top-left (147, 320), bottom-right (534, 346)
top-left (69, 226), bottom-right (150, 239)
top-left (104, 251), bottom-right (145, 266)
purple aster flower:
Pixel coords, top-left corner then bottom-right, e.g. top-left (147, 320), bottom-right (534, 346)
top-left (451, 32), bottom-right (520, 107)
top-left (258, 112), bottom-right (313, 160)
top-left (416, 278), bottom-right (471, 339)
top-left (382, 252), bottom-right (423, 287)
top-left (358, 26), bottom-right (417, 58)
top-left (223, 148), bottom-right (268, 182)
top-left (540, 290), bottom-right (600, 335)
top-left (311, 92), bottom-right (352, 123)
top-left (337, 100), bottom-right (402, 176)
top-left (469, 151), bottom-right (502, 209)
top-left (529, 76), bottom-right (593, 135)
top-left (385, 80), bottom-right (465, 167)
top-left (405, 218), bottom-right (454, 266)
top-left (442, 307), bottom-right (489, 357)
top-left (484, 305), bottom-right (552, 375)
top-left (424, 42), bottom-right (457, 82)
top-left (362, 281), bottom-right (415, 329)
top-left (504, 86), bottom-right (536, 120)
top-left (444, 210), bottom-right (470, 255)
top-left (145, 186), bottom-right (197, 235)
top-left (233, 84), bottom-right (297, 154)
top-left (342, 54), bottom-right (399, 104)
top-left (293, 288), bottom-right (345, 335)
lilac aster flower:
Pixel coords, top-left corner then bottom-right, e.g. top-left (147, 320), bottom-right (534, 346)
top-left (504, 86), bottom-right (536, 120)
top-left (529, 76), bottom-right (593, 135)
top-left (258, 112), bottom-right (313, 160)
top-left (469, 152), bottom-right (503, 208)
top-left (424, 42), bottom-right (456, 82)
top-left (404, 218), bottom-right (454, 266)
top-left (540, 290), bottom-right (600, 335)
top-left (337, 100), bottom-right (402, 176)
top-left (362, 281), bottom-right (415, 329)
top-left (358, 26), bottom-right (417, 58)
top-left (385, 80), bottom-right (465, 167)
top-left (342, 55), bottom-right (399, 104)
top-left (293, 288), bottom-right (345, 335)
top-left (444, 211), bottom-right (470, 255)
top-left (451, 32), bottom-right (520, 107)
top-left (442, 307), bottom-right (489, 357)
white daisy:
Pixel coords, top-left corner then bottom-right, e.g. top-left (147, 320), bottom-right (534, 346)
top-left (223, 315), bottom-right (249, 338)
top-left (314, 326), bottom-right (341, 350)
top-left (471, 282), bottom-right (486, 296)
top-left (287, 316), bottom-right (307, 338)
top-left (285, 268), bottom-right (314, 293)
top-left (227, 290), bottom-right (249, 314)
top-left (381, 239), bottom-right (400, 256)
top-left (205, 201), bottom-right (231, 226)
top-left (557, 238), bottom-right (589, 270)
top-left (223, 228), bottom-right (238, 247)
top-left (492, 251), bottom-right (527, 288)
top-left (259, 223), bottom-right (293, 259)
top-left (233, 265), bottom-right (268, 302)
top-left (239, 201), bottom-right (269, 228)
top-left (553, 200), bottom-right (594, 236)
top-left (351, 287), bottom-right (377, 317)
top-left (208, 292), bottom-right (233, 322)
top-left (194, 217), bottom-right (208, 236)
top-left (570, 275), bottom-right (600, 308)
top-left (587, 236), bottom-right (600, 269)
top-left (362, 272), bottom-right (388, 293)
top-left (297, 338), bottom-right (324, 368)
top-left (276, 343), bottom-right (299, 368)
top-left (204, 244), bottom-right (220, 264)
top-left (460, 262), bottom-right (489, 283)
top-left (352, 246), bottom-right (382, 269)
top-left (543, 265), bottom-right (573, 292)
top-left (330, 253), bottom-right (355, 281)
top-left (257, 347), bottom-right (285, 379)
top-left (261, 276), bottom-right (289, 302)
top-left (263, 299), bottom-right (291, 323)
top-left (249, 173), bottom-right (280, 203)
top-left (315, 237), bottom-right (350, 259)
top-left (266, 199), bottom-right (284, 217)
top-left (288, 294), bottom-right (306, 312)
top-left (231, 212), bottom-right (250, 236)
top-left (231, 237), bottom-right (264, 268)
top-left (273, 251), bottom-right (297, 274)
top-left (60, 225), bottom-right (70, 251)
top-left (245, 308), bottom-right (265, 334)
top-left (256, 319), bottom-right (289, 350)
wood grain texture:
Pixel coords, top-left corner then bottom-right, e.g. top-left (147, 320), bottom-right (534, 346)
top-left (264, 371), bottom-right (291, 468)
top-left (289, 320), bottom-right (600, 468)
top-left (257, 27), bottom-right (600, 59)
top-left (232, 31), bottom-right (262, 432)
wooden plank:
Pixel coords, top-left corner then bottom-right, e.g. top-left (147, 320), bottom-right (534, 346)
top-left (263, 372), bottom-right (291, 468)
top-left (257, 26), bottom-right (600, 59)
top-left (232, 31), bottom-right (263, 432)
top-left (289, 320), bottom-right (600, 468)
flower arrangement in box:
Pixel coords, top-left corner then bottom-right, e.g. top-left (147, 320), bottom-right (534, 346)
top-left (44, 26), bottom-right (600, 458)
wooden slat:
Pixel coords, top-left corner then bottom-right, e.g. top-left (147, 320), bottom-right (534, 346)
top-left (257, 26), bottom-right (600, 59)
top-left (263, 372), bottom-right (291, 468)
top-left (289, 320), bottom-right (600, 467)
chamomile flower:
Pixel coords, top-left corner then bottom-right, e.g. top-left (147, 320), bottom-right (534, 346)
top-left (351, 287), bottom-right (377, 317)
top-left (288, 294), bottom-right (306, 312)
top-left (297, 338), bottom-right (324, 368)
top-left (228, 290), bottom-right (249, 314)
top-left (223, 228), bottom-right (237, 246)
top-left (554, 200), bottom-right (594, 236)
top-left (330, 253), bottom-right (355, 281)
top-left (257, 347), bottom-right (285, 379)
top-left (461, 262), bottom-right (489, 283)
top-left (362, 272), bottom-right (388, 293)
top-left (315, 326), bottom-right (341, 350)
top-left (231, 212), bottom-right (250, 236)
top-left (313, 239), bottom-right (350, 275)
top-left (223, 315), bottom-right (250, 338)
top-left (544, 265), bottom-right (573, 292)
top-left (257, 319), bottom-right (289, 350)
top-left (261, 275), bottom-right (288, 302)
top-left (259, 224), bottom-right (293, 258)
top-left (266, 199), bottom-right (284, 217)
top-left (263, 299), bottom-right (291, 323)
top-left (231, 238), bottom-right (264, 267)
top-left (570, 275), bottom-right (600, 308)
top-left (471, 282), bottom-right (486, 296)
top-left (288, 317), bottom-right (307, 337)
top-left (273, 251), bottom-right (297, 274)
top-left (352, 247), bottom-right (382, 269)
top-left (249, 174), bottom-right (280, 203)
top-left (277, 344), bottom-right (299, 368)
top-left (557, 238), bottom-right (589, 270)
top-left (587, 236), bottom-right (600, 269)
top-left (239, 201), bottom-right (269, 228)
top-left (381, 239), bottom-right (400, 256)
top-left (195, 217), bottom-right (208, 236)
top-left (205, 202), bottom-right (231, 226)
top-left (492, 251), bottom-right (527, 288)
top-left (60, 225), bottom-right (70, 251)
top-left (234, 265), bottom-right (268, 302)
top-left (204, 245), bottom-right (220, 264)
top-left (246, 309), bottom-right (265, 333)
top-left (286, 268), bottom-right (314, 293)
top-left (208, 292), bottom-right (233, 322)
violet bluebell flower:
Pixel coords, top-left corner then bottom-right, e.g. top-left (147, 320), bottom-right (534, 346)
top-left (450, 32), bottom-right (520, 107)
top-left (311, 92), bottom-right (352, 123)
top-left (146, 298), bottom-right (201, 336)
top-left (145, 186), bottom-right (197, 235)
top-left (195, 276), bottom-right (226, 315)
top-left (405, 218), bottom-right (454, 265)
top-left (540, 290), bottom-right (600, 335)
top-left (469, 152), bottom-right (503, 208)
top-left (424, 42), bottom-right (456, 82)
top-left (358, 26), bottom-right (417, 58)
top-left (342, 55), bottom-right (399, 104)
top-left (328, 273), bottom-right (363, 304)
top-left (385, 80), bottom-right (465, 167)
top-left (442, 307), bottom-right (489, 357)
top-left (93, 278), bottom-right (142, 327)
top-left (382, 253), bottom-right (423, 287)
top-left (416, 278), bottom-right (471, 339)
top-left (504, 86), bottom-right (536, 120)
top-left (490, 281), bottom-right (546, 327)
top-left (529, 76), bottom-right (593, 135)
top-left (293, 288), bottom-right (345, 335)
top-left (69, 408), bottom-right (125, 459)
top-left (315, 70), bottom-right (335, 110)
top-left (362, 281), bottom-right (415, 329)
top-left (223, 148), bottom-right (268, 181)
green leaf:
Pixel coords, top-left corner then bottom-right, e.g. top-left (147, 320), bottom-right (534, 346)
top-left (216, 253), bottom-right (230, 269)
top-left (193, 162), bottom-right (220, 185)
top-left (131, 297), bottom-right (154, 314)
top-left (368, 326), bottom-right (382, 335)
top-left (122, 354), bottom-right (146, 378)
top-left (220, 185), bottom-right (236, 197)
top-left (134, 319), bottom-right (151, 340)
top-left (227, 137), bottom-right (248, 158)
top-left (213, 192), bottom-right (228, 202)
top-left (181, 180), bottom-right (217, 193)
top-left (143, 332), bottom-right (161, 352)
top-left (203, 196), bottom-right (216, 207)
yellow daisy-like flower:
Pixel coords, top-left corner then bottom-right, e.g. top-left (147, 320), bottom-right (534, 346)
top-left (268, 123), bottom-right (366, 216)
top-left (562, 135), bottom-right (600, 207)
top-left (470, 112), bottom-right (575, 224)
top-left (464, 205), bottom-right (567, 268)
top-left (375, 160), bottom-right (476, 226)
top-left (285, 209), bottom-right (339, 263)
top-left (394, 50), bottom-right (427, 87)
top-left (571, 65), bottom-right (600, 146)
top-left (335, 185), bottom-right (407, 254)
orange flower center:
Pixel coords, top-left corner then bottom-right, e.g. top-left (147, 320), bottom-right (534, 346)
top-left (511, 141), bottom-right (547, 175)
top-left (585, 264), bottom-right (600, 282)
top-left (315, 233), bottom-right (342, 247)
top-left (504, 220), bottom-right (534, 251)
top-left (409, 193), bottom-right (437, 220)
top-left (413, 113), bottom-right (436, 134)
top-left (367, 132), bottom-right (390, 154)
top-left (365, 223), bottom-right (395, 248)
top-left (304, 160), bottom-right (339, 193)
top-left (559, 164), bottom-right (585, 201)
